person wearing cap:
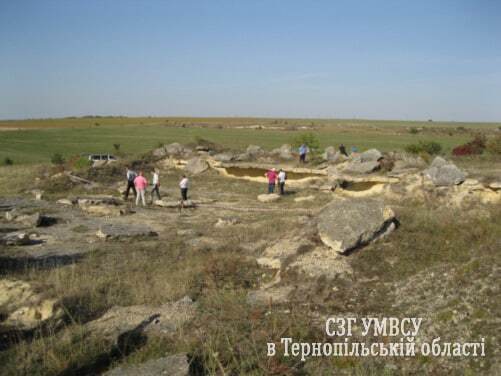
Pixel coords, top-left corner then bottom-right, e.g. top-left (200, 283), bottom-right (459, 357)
top-left (277, 168), bottom-right (287, 195)
top-left (265, 168), bottom-right (278, 194)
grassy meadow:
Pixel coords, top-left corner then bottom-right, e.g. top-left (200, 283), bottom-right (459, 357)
top-left (1, 116), bottom-right (499, 164)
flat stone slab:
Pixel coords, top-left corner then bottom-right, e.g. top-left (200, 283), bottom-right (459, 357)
top-left (96, 224), bottom-right (158, 240)
top-left (257, 193), bottom-right (280, 203)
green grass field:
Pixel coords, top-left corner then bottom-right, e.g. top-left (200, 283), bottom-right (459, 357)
top-left (0, 117), bottom-right (499, 164)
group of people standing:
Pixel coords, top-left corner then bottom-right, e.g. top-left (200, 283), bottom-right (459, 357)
top-left (124, 166), bottom-right (189, 206)
top-left (265, 168), bottom-right (287, 195)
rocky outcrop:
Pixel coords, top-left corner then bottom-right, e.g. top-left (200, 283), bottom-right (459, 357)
top-left (0, 279), bottom-right (63, 331)
top-left (245, 145), bottom-right (265, 159)
top-left (288, 246), bottom-right (353, 278)
top-left (257, 193), bottom-right (281, 203)
top-left (423, 157), bottom-right (466, 186)
top-left (104, 354), bottom-right (190, 376)
top-left (154, 199), bottom-right (196, 208)
top-left (257, 237), bottom-right (314, 270)
top-left (1, 232), bottom-right (32, 246)
top-left (5, 211), bottom-right (51, 227)
top-left (184, 157), bottom-right (209, 175)
top-left (85, 297), bottom-right (195, 343)
top-left (317, 198), bottom-right (397, 254)
top-left (342, 160), bottom-right (380, 175)
top-left (360, 149), bottom-right (383, 162)
top-left (96, 224), bottom-right (158, 240)
top-left (271, 144), bottom-right (294, 160)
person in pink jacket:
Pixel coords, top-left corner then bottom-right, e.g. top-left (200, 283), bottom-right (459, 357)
top-left (265, 168), bottom-right (278, 194)
top-left (134, 171), bottom-right (148, 206)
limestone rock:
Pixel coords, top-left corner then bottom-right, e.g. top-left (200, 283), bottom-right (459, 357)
top-left (489, 182), bottom-right (501, 190)
top-left (96, 224), bottom-right (158, 240)
top-left (165, 143), bottom-right (188, 156)
top-left (0, 279), bottom-right (63, 331)
top-left (294, 195), bottom-right (315, 203)
top-left (155, 199), bottom-right (195, 208)
top-left (1, 232), bottom-right (31, 246)
top-left (423, 157), bottom-right (466, 186)
top-left (213, 153), bottom-right (235, 163)
top-left (57, 198), bottom-right (75, 206)
top-left (85, 297), bottom-right (195, 343)
top-left (317, 198), bottom-right (397, 254)
top-left (104, 354), bottom-right (190, 376)
top-left (246, 145), bottom-right (264, 158)
top-left (257, 237), bottom-right (314, 270)
top-left (32, 190), bottom-right (44, 200)
top-left (342, 160), bottom-right (380, 175)
top-left (247, 286), bottom-right (294, 306)
top-left (184, 157), bottom-right (209, 175)
top-left (288, 246), bottom-right (353, 278)
top-left (257, 194), bottom-right (281, 203)
top-left (215, 217), bottom-right (240, 228)
top-left (271, 144), bottom-right (294, 160)
top-left (360, 149), bottom-right (383, 162)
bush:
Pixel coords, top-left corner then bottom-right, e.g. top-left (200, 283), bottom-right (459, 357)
top-left (452, 135), bottom-right (486, 156)
top-left (73, 156), bottom-right (92, 170)
top-left (3, 157), bottom-right (13, 166)
top-left (51, 153), bottom-right (65, 165)
top-left (113, 143), bottom-right (121, 152)
top-left (486, 135), bottom-right (501, 155)
top-left (405, 141), bottom-right (442, 155)
top-left (409, 127), bottom-right (420, 134)
top-left (293, 132), bottom-right (320, 155)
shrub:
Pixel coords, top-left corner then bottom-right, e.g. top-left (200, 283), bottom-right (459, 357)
top-left (73, 156), bottom-right (92, 170)
top-left (293, 132), bottom-right (321, 155)
top-left (486, 135), bottom-right (501, 155)
top-left (113, 143), bottom-right (121, 152)
top-left (3, 157), bottom-right (13, 166)
top-left (51, 153), bottom-right (65, 165)
top-left (452, 135), bottom-right (486, 156)
top-left (404, 141), bottom-right (442, 155)
top-left (409, 127), bottom-right (419, 134)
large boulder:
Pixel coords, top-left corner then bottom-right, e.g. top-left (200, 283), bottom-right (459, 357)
top-left (96, 224), bottom-right (158, 240)
top-left (257, 193), bottom-right (281, 203)
top-left (0, 279), bottom-right (63, 331)
top-left (165, 143), bottom-right (189, 156)
top-left (246, 145), bottom-right (265, 158)
top-left (317, 198), bottom-right (397, 254)
top-left (213, 153), bottom-right (236, 163)
top-left (360, 149), bottom-right (383, 162)
top-left (271, 144), bottom-right (294, 160)
top-left (184, 157), bottom-right (209, 175)
top-left (323, 147), bottom-right (347, 163)
top-left (342, 160), bottom-right (380, 175)
top-left (104, 354), bottom-right (190, 376)
top-left (423, 157), bottom-right (466, 186)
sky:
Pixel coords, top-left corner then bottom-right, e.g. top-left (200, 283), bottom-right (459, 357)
top-left (0, 0), bottom-right (500, 121)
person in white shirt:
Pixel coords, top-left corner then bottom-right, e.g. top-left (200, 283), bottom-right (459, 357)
top-left (179, 175), bottom-right (189, 201)
top-left (278, 169), bottom-right (287, 195)
top-left (150, 169), bottom-right (161, 202)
